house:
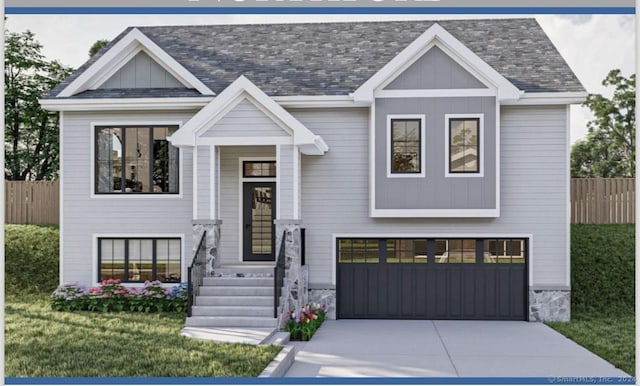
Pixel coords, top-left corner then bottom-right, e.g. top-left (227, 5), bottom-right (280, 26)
top-left (41, 18), bottom-right (586, 326)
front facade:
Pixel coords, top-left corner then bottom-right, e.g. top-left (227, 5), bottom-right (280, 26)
top-left (42, 19), bottom-right (586, 322)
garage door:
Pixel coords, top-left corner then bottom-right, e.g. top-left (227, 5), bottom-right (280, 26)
top-left (337, 238), bottom-right (528, 320)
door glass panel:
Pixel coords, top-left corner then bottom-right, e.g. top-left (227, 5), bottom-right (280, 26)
top-left (251, 187), bottom-right (273, 254)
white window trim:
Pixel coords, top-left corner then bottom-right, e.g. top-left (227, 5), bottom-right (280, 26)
top-left (92, 233), bottom-right (185, 288)
top-left (444, 113), bottom-right (484, 178)
top-left (90, 120), bottom-right (184, 199)
top-left (331, 233), bottom-right (533, 287)
top-left (386, 114), bottom-right (426, 178)
top-left (237, 156), bottom-right (277, 264)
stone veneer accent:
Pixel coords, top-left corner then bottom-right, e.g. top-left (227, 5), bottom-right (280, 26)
top-left (274, 221), bottom-right (308, 330)
top-left (191, 220), bottom-right (222, 276)
top-left (529, 290), bottom-right (571, 322)
top-left (308, 289), bottom-right (336, 320)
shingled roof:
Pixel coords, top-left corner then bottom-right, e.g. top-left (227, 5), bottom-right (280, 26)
top-left (47, 18), bottom-right (585, 99)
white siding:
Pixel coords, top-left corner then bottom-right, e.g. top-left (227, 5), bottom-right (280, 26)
top-left (201, 100), bottom-right (288, 138)
top-left (293, 106), bottom-right (568, 289)
top-left (218, 146), bottom-right (275, 265)
top-left (61, 111), bottom-right (196, 286)
top-left (196, 145), bottom-right (210, 219)
top-left (278, 144), bottom-right (295, 219)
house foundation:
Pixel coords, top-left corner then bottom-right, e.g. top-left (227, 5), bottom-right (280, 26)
top-left (529, 289), bottom-right (571, 322)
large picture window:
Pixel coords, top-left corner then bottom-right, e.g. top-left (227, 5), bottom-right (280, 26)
top-left (98, 238), bottom-right (181, 283)
top-left (387, 114), bottom-right (426, 178)
top-left (95, 126), bottom-right (179, 194)
top-left (447, 117), bottom-right (481, 175)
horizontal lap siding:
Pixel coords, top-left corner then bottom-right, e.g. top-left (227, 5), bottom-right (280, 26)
top-left (62, 111), bottom-right (196, 286)
top-left (294, 106), bottom-right (567, 288)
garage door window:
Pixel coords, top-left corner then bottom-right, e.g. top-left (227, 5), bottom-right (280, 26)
top-left (338, 239), bottom-right (379, 263)
top-left (484, 239), bottom-right (526, 263)
top-left (436, 239), bottom-right (476, 263)
top-left (386, 239), bottom-right (427, 263)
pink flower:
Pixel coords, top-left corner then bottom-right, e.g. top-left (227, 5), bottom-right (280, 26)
top-left (102, 294), bottom-right (109, 299)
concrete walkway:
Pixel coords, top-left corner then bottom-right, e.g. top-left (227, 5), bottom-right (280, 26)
top-left (284, 320), bottom-right (630, 377)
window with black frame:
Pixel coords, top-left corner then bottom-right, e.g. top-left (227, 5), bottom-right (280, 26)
top-left (391, 119), bottom-right (422, 174)
top-left (449, 118), bottom-right (480, 174)
top-left (95, 126), bottom-right (179, 194)
top-left (98, 238), bottom-right (181, 283)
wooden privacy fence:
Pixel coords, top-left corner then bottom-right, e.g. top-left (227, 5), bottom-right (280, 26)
top-left (5, 180), bottom-right (59, 225)
top-left (571, 178), bottom-right (635, 224)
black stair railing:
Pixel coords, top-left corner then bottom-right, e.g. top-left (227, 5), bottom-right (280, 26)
top-left (187, 231), bottom-right (207, 317)
top-left (273, 233), bottom-right (287, 318)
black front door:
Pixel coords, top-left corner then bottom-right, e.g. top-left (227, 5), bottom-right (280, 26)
top-left (243, 182), bottom-right (276, 262)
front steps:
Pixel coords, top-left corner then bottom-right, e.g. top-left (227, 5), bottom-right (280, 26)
top-left (185, 266), bottom-right (277, 328)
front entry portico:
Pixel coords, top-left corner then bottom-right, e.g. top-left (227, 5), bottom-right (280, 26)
top-left (168, 75), bottom-right (328, 269)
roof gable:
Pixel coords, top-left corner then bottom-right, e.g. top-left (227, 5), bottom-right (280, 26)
top-left (353, 23), bottom-right (521, 103)
top-left (99, 51), bottom-right (185, 90)
top-left (57, 28), bottom-right (214, 97)
top-left (383, 46), bottom-right (486, 90)
top-left (47, 19), bottom-right (585, 100)
top-left (169, 76), bottom-right (328, 155)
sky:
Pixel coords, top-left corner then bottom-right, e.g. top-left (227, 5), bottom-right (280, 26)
top-left (5, 14), bottom-right (635, 143)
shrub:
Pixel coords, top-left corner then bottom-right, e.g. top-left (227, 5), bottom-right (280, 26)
top-left (284, 304), bottom-right (327, 341)
top-left (5, 224), bottom-right (59, 296)
top-left (51, 279), bottom-right (188, 314)
top-left (571, 224), bottom-right (634, 316)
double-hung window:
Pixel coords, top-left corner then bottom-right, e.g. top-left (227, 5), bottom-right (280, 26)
top-left (445, 115), bottom-right (483, 177)
top-left (388, 115), bottom-right (426, 177)
top-left (95, 126), bottom-right (179, 194)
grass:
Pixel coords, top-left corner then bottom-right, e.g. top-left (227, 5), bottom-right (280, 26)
top-left (5, 294), bottom-right (281, 377)
top-left (547, 313), bottom-right (635, 376)
top-left (5, 224), bottom-right (281, 378)
top-left (546, 224), bottom-right (635, 376)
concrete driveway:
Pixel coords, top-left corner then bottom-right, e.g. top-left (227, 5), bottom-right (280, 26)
top-left (284, 320), bottom-right (630, 377)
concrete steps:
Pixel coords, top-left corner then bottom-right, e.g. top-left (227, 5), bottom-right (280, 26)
top-left (186, 266), bottom-right (277, 328)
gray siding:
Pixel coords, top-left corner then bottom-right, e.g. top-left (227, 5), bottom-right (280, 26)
top-left (374, 97), bottom-right (496, 210)
top-left (384, 47), bottom-right (486, 90)
top-left (201, 100), bottom-right (288, 138)
top-left (292, 106), bottom-right (567, 289)
top-left (100, 51), bottom-right (184, 89)
top-left (218, 146), bottom-right (275, 265)
top-left (61, 111), bottom-right (195, 285)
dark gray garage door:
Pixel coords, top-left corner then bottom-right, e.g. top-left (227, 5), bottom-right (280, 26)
top-left (337, 238), bottom-right (528, 320)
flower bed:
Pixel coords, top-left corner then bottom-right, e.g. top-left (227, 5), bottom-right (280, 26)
top-left (51, 279), bottom-right (187, 313)
top-left (284, 304), bottom-right (327, 341)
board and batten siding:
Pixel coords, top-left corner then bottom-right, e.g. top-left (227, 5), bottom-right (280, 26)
top-left (61, 111), bottom-right (195, 286)
top-left (384, 46), bottom-right (487, 90)
top-left (100, 51), bottom-right (184, 89)
top-left (201, 99), bottom-right (289, 138)
top-left (218, 146), bottom-right (275, 265)
top-left (293, 105), bottom-right (568, 289)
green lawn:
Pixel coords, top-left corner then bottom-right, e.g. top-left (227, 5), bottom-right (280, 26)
top-left (5, 295), bottom-right (281, 377)
top-left (547, 313), bottom-right (635, 376)
top-left (546, 224), bottom-right (635, 376)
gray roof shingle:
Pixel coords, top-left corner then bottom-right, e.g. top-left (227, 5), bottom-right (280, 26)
top-left (47, 18), bottom-right (585, 99)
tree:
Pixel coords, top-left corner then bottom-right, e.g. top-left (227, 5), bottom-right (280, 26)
top-left (571, 69), bottom-right (635, 177)
top-left (89, 39), bottom-right (109, 57)
top-left (4, 29), bottom-right (73, 180)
